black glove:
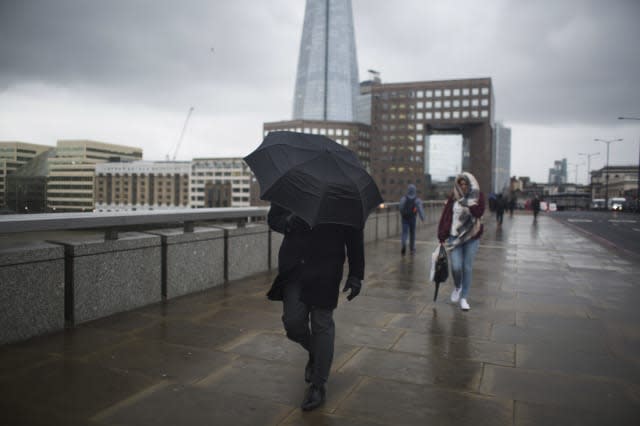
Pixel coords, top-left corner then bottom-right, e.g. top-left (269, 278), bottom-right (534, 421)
top-left (342, 276), bottom-right (362, 301)
top-left (285, 214), bottom-right (309, 234)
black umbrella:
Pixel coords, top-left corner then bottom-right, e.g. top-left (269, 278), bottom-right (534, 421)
top-left (432, 244), bottom-right (449, 301)
top-left (244, 131), bottom-right (383, 228)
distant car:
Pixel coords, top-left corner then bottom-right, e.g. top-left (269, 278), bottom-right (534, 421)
top-left (591, 198), bottom-right (605, 210)
top-left (609, 197), bottom-right (626, 211)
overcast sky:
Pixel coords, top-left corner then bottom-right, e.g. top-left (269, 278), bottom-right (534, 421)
top-left (1, 0), bottom-right (639, 185)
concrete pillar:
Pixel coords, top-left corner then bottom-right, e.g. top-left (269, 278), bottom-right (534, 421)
top-left (49, 232), bottom-right (162, 324)
top-left (0, 241), bottom-right (65, 344)
top-left (147, 227), bottom-right (225, 300)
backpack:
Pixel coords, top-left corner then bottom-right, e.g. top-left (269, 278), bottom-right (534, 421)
top-left (401, 197), bottom-right (416, 219)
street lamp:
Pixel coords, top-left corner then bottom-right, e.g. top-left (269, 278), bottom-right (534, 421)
top-left (618, 116), bottom-right (640, 212)
top-left (594, 138), bottom-right (623, 209)
top-left (578, 151), bottom-right (599, 185)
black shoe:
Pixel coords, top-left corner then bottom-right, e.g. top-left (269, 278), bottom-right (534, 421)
top-left (304, 357), bottom-right (314, 383)
top-left (301, 384), bottom-right (326, 411)
top-left (401, 246), bottom-right (406, 255)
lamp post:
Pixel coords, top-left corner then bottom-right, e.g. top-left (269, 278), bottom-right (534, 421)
top-left (578, 151), bottom-right (599, 185)
top-left (618, 117), bottom-right (640, 213)
top-left (594, 138), bottom-right (623, 209)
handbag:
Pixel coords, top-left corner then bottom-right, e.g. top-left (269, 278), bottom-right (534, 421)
top-left (429, 244), bottom-right (449, 301)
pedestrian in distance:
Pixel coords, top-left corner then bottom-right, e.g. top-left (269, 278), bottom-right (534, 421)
top-left (532, 195), bottom-right (541, 222)
top-left (495, 193), bottom-right (505, 226)
top-left (399, 184), bottom-right (425, 255)
top-left (267, 203), bottom-right (365, 411)
top-left (437, 172), bottom-right (485, 311)
top-left (508, 194), bottom-right (516, 218)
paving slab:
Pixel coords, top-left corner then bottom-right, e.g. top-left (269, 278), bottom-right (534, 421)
top-left (1, 214), bottom-right (640, 425)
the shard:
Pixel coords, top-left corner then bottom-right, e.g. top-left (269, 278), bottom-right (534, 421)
top-left (292, 0), bottom-right (360, 121)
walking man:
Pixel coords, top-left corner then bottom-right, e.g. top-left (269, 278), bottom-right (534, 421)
top-left (399, 184), bottom-right (425, 255)
top-left (267, 203), bottom-right (365, 411)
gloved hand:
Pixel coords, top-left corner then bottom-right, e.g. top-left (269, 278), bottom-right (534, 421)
top-left (342, 276), bottom-right (362, 301)
top-left (285, 214), bottom-right (309, 234)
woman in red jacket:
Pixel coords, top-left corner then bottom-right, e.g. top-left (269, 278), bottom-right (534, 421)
top-left (437, 172), bottom-right (485, 311)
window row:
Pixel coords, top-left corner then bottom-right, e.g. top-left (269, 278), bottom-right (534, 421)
top-left (266, 127), bottom-right (351, 137)
top-left (381, 109), bottom-right (490, 123)
top-left (382, 87), bottom-right (490, 99)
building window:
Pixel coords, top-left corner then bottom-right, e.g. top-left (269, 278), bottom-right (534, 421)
top-left (462, 99), bottom-right (470, 107)
top-left (482, 87), bottom-right (490, 95)
top-left (426, 112), bottom-right (433, 119)
top-left (416, 123), bottom-right (423, 130)
top-left (453, 111), bottom-right (460, 118)
top-left (434, 101), bottom-right (442, 108)
top-left (434, 90), bottom-right (442, 97)
top-left (443, 111), bottom-right (451, 119)
top-left (444, 89), bottom-right (451, 97)
top-left (416, 112), bottom-right (423, 119)
top-left (416, 101), bottom-right (423, 109)
top-left (453, 89), bottom-right (460, 96)
top-left (472, 88), bottom-right (480, 95)
top-left (462, 88), bottom-right (470, 96)
top-left (426, 90), bottom-right (433, 98)
top-left (426, 101), bottom-right (433, 109)
top-left (462, 110), bottom-right (469, 118)
top-left (443, 100), bottom-right (451, 108)
top-left (481, 98), bottom-right (489, 106)
top-left (434, 112), bottom-right (441, 119)
top-left (416, 90), bottom-right (424, 98)
top-left (453, 100), bottom-right (460, 107)
top-left (472, 99), bottom-right (479, 106)
top-left (481, 110), bottom-right (489, 117)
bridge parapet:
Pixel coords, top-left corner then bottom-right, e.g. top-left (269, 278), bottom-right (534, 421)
top-left (0, 202), bottom-right (443, 345)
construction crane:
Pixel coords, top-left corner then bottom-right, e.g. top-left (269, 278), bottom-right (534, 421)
top-left (166, 106), bottom-right (194, 161)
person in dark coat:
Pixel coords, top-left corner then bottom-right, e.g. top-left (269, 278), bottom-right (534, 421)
top-left (532, 195), bottom-right (541, 222)
top-left (495, 193), bottom-right (505, 226)
top-left (437, 172), bottom-right (485, 311)
top-left (267, 203), bottom-right (365, 411)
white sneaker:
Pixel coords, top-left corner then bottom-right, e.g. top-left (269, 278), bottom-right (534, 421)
top-left (450, 287), bottom-right (461, 303)
top-left (460, 298), bottom-right (470, 311)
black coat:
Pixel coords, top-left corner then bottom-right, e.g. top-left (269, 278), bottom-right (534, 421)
top-left (267, 204), bottom-right (365, 310)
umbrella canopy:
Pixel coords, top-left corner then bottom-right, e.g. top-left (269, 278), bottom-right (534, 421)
top-left (244, 131), bottom-right (383, 228)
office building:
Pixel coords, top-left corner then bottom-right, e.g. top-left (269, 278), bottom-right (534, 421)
top-left (0, 141), bottom-right (52, 208)
top-left (190, 158), bottom-right (251, 208)
top-left (5, 149), bottom-right (56, 213)
top-left (94, 161), bottom-right (191, 212)
top-left (548, 159), bottom-right (567, 185)
top-left (367, 78), bottom-right (495, 200)
top-left (47, 140), bottom-right (142, 212)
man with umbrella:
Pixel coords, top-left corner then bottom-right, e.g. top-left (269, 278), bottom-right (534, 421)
top-left (245, 131), bottom-right (382, 411)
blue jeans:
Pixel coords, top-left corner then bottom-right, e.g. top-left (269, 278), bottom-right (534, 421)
top-left (401, 216), bottom-right (417, 252)
top-left (448, 237), bottom-right (480, 299)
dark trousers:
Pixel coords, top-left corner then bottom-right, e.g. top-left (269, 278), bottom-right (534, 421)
top-left (282, 280), bottom-right (335, 386)
top-left (401, 216), bottom-right (417, 252)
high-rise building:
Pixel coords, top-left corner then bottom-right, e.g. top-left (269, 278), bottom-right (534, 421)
top-left (548, 159), bottom-right (567, 185)
top-left (493, 122), bottom-right (511, 194)
top-left (292, 0), bottom-right (359, 121)
top-left (94, 161), bottom-right (191, 212)
top-left (47, 140), bottom-right (142, 212)
top-left (0, 141), bottom-right (52, 209)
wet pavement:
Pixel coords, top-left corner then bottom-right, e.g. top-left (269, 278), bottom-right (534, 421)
top-left (1, 214), bottom-right (639, 425)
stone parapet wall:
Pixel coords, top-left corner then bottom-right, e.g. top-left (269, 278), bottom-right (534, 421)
top-left (0, 207), bottom-right (436, 345)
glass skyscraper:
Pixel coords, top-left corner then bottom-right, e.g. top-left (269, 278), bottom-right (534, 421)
top-left (292, 0), bottom-right (360, 122)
